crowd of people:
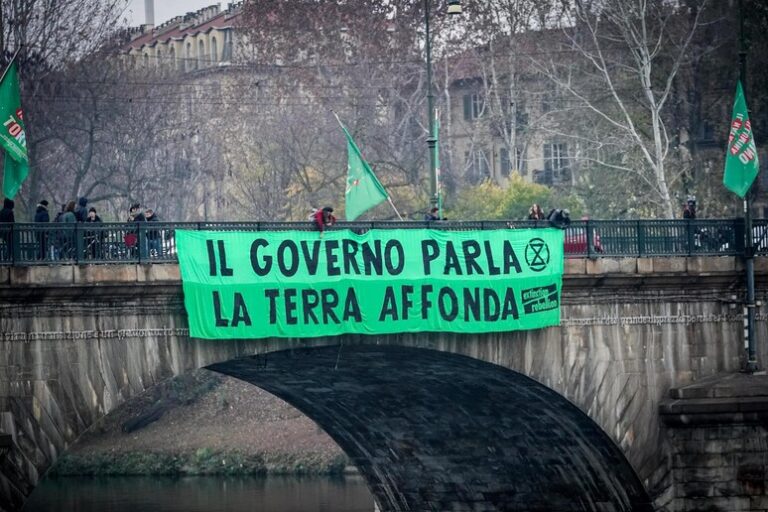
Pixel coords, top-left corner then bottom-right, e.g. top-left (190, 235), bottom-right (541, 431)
top-left (0, 196), bottom-right (163, 261)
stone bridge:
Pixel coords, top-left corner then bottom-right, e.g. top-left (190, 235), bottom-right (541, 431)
top-left (1, 256), bottom-right (767, 511)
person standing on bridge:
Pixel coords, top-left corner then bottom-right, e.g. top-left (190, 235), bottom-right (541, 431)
top-left (0, 198), bottom-right (14, 261)
top-left (34, 200), bottom-right (50, 260)
top-left (57, 201), bottom-right (77, 259)
top-left (145, 208), bottom-right (161, 258)
top-left (127, 203), bottom-right (147, 259)
top-left (313, 206), bottom-right (336, 236)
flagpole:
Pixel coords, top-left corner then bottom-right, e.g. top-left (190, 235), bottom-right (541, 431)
top-left (738, 0), bottom-right (758, 372)
top-left (331, 111), bottom-right (403, 221)
top-left (0, 46), bottom-right (23, 85)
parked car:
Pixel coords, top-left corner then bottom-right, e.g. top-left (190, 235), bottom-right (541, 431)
top-left (564, 228), bottom-right (603, 256)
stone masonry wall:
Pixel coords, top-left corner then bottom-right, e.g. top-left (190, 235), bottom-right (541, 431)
top-left (1, 256), bottom-right (767, 511)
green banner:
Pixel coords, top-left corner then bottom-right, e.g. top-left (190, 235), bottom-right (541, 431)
top-left (177, 228), bottom-right (564, 339)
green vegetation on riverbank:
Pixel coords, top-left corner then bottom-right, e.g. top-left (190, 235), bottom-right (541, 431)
top-left (50, 449), bottom-right (350, 477)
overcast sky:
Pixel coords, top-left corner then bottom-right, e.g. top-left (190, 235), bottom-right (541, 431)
top-left (125, 0), bottom-right (222, 26)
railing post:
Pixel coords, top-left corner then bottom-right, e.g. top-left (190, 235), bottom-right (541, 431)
top-left (11, 225), bottom-right (17, 264)
top-left (686, 220), bottom-right (695, 256)
top-left (586, 220), bottom-right (594, 258)
top-left (637, 220), bottom-right (644, 257)
top-left (75, 224), bottom-right (83, 264)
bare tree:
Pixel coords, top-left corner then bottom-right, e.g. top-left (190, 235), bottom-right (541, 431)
top-left (534, 0), bottom-right (708, 217)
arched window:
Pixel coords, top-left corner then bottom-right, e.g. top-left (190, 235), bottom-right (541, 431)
top-left (186, 42), bottom-right (193, 71)
top-left (169, 46), bottom-right (178, 70)
top-left (143, 53), bottom-right (149, 67)
top-left (198, 40), bottom-right (205, 68)
top-left (211, 37), bottom-right (218, 63)
top-left (156, 47), bottom-right (162, 65)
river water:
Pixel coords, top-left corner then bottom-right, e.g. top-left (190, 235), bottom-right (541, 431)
top-left (23, 475), bottom-right (375, 512)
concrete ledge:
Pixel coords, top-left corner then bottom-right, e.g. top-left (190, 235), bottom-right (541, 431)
top-left (10, 266), bottom-right (74, 285)
top-left (755, 257), bottom-right (768, 273)
top-left (660, 373), bottom-right (768, 425)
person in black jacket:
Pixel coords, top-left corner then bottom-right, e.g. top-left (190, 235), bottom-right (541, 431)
top-left (0, 198), bottom-right (14, 223)
top-left (34, 200), bottom-right (50, 260)
top-left (74, 197), bottom-right (88, 222)
top-left (84, 207), bottom-right (102, 259)
top-left (0, 198), bottom-right (14, 261)
top-left (34, 200), bottom-right (50, 223)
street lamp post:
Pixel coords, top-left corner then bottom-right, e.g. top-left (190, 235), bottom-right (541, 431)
top-left (425, 0), bottom-right (461, 216)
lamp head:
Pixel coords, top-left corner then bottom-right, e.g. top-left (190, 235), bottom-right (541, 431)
top-left (447, 0), bottom-right (462, 15)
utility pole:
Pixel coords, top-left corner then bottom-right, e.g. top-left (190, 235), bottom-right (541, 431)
top-left (739, 0), bottom-right (758, 372)
top-left (424, 0), bottom-right (438, 214)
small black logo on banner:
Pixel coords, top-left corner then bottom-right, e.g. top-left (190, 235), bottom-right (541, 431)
top-left (525, 238), bottom-right (550, 272)
top-left (521, 284), bottom-right (559, 314)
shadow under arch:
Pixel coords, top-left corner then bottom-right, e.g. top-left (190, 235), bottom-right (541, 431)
top-left (208, 344), bottom-right (653, 512)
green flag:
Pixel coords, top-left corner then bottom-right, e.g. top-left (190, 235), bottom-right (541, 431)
top-left (0, 61), bottom-right (28, 199)
top-left (343, 126), bottom-right (388, 220)
top-left (723, 81), bottom-right (759, 198)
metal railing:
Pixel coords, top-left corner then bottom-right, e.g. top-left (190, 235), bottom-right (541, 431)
top-left (0, 219), bottom-right (765, 266)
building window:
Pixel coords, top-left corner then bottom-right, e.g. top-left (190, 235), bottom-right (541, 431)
top-left (169, 46), bottom-right (177, 69)
top-left (156, 47), bottom-right (162, 65)
top-left (500, 147), bottom-right (525, 177)
top-left (211, 37), bottom-right (218, 63)
top-left (143, 53), bottom-right (149, 67)
top-left (186, 42), bottom-right (194, 71)
top-left (198, 40), bottom-right (205, 68)
top-left (540, 142), bottom-right (569, 185)
top-left (463, 93), bottom-right (484, 121)
top-left (466, 149), bottom-right (490, 184)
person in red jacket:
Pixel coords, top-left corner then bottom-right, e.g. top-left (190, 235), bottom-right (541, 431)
top-left (313, 206), bottom-right (336, 234)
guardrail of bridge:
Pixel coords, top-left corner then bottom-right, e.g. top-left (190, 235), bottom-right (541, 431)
top-left (0, 219), bottom-right (764, 265)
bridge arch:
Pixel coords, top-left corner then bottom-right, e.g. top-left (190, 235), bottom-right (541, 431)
top-left (207, 344), bottom-right (653, 511)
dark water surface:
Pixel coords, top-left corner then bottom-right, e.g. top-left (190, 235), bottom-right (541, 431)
top-left (23, 475), bottom-right (375, 512)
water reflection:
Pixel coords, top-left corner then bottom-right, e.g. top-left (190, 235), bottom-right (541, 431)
top-left (24, 475), bottom-right (375, 512)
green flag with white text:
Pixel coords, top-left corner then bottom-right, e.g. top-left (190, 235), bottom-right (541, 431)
top-left (343, 126), bottom-right (387, 220)
top-left (0, 61), bottom-right (28, 199)
top-left (723, 81), bottom-right (759, 198)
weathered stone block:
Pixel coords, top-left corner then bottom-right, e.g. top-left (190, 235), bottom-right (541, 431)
top-left (755, 257), bottom-right (768, 273)
top-left (618, 258), bottom-right (637, 273)
top-left (652, 257), bottom-right (686, 273)
top-left (682, 496), bottom-right (751, 511)
top-left (637, 258), bottom-right (654, 274)
top-left (74, 264), bottom-right (137, 284)
top-left (0, 266), bottom-right (8, 285)
top-left (686, 256), bottom-right (736, 274)
top-left (10, 265), bottom-right (73, 285)
top-left (564, 258), bottom-right (586, 275)
top-left (586, 258), bottom-right (621, 274)
top-left (137, 264), bottom-right (180, 283)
